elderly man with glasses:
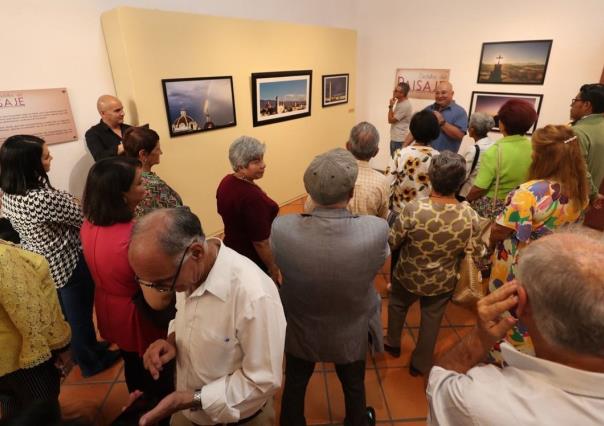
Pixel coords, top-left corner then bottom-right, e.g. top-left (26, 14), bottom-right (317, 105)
top-left (128, 207), bottom-right (286, 426)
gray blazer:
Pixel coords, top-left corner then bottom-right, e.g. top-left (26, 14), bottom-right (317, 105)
top-left (271, 208), bottom-right (389, 364)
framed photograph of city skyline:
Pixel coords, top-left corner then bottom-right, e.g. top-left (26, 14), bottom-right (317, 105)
top-left (322, 73), bottom-right (349, 107)
top-left (477, 40), bottom-right (553, 85)
top-left (161, 76), bottom-right (236, 138)
top-left (469, 91), bottom-right (543, 134)
top-left (251, 70), bottom-right (312, 127)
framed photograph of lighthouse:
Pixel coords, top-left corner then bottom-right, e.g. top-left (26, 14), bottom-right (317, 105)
top-left (322, 74), bottom-right (349, 107)
top-left (161, 76), bottom-right (237, 138)
top-left (251, 70), bottom-right (312, 127)
top-left (477, 40), bottom-right (553, 85)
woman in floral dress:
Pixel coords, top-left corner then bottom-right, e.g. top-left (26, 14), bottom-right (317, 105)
top-left (489, 125), bottom-right (589, 356)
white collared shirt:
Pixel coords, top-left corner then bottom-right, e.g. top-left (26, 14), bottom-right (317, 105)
top-left (427, 342), bottom-right (604, 426)
top-left (168, 239), bottom-right (286, 424)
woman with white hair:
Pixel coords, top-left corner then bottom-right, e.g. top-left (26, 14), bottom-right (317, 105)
top-left (216, 136), bottom-right (280, 283)
top-left (457, 112), bottom-right (496, 200)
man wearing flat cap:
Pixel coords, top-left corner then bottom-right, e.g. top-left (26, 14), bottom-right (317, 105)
top-left (271, 148), bottom-right (389, 426)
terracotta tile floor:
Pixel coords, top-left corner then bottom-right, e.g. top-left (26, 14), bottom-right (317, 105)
top-left (59, 195), bottom-right (476, 425)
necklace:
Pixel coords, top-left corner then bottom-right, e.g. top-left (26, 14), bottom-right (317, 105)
top-left (234, 173), bottom-right (254, 183)
top-left (430, 194), bottom-right (459, 204)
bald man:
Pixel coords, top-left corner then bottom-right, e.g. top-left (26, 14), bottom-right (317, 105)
top-left (405, 82), bottom-right (467, 152)
top-left (85, 95), bottom-right (131, 161)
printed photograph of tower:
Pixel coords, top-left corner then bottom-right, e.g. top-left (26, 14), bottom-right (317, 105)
top-left (251, 70), bottom-right (312, 127)
top-left (322, 74), bottom-right (349, 107)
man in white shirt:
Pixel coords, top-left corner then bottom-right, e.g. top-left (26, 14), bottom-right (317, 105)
top-left (388, 82), bottom-right (413, 156)
top-left (128, 208), bottom-right (286, 426)
top-left (427, 230), bottom-right (604, 426)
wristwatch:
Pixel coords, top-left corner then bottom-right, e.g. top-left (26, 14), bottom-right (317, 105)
top-left (439, 119), bottom-right (446, 127)
top-left (191, 388), bottom-right (203, 411)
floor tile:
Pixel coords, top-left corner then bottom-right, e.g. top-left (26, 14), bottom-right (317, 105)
top-left (63, 359), bottom-right (123, 385)
top-left (326, 369), bottom-right (389, 424)
top-left (444, 303), bottom-right (477, 326)
top-left (374, 329), bottom-right (414, 368)
top-left (304, 372), bottom-right (331, 425)
top-left (433, 328), bottom-right (461, 359)
top-left (97, 382), bottom-right (129, 425)
top-left (392, 422), bottom-right (428, 425)
top-left (60, 383), bottom-right (111, 424)
top-left (378, 367), bottom-right (427, 420)
top-left (279, 204), bottom-right (304, 215)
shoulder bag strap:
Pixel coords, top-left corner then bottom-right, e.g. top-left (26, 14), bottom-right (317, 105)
top-left (469, 144), bottom-right (480, 176)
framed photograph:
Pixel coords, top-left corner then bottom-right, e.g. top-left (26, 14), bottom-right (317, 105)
top-left (162, 76), bottom-right (236, 137)
top-left (251, 70), bottom-right (312, 127)
top-left (477, 40), bottom-right (553, 85)
top-left (469, 91), bottom-right (543, 134)
top-left (322, 74), bottom-right (349, 107)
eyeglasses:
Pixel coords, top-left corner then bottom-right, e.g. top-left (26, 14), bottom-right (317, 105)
top-left (136, 242), bottom-right (193, 293)
top-left (571, 97), bottom-right (585, 105)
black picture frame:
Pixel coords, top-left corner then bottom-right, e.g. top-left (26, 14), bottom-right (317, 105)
top-left (322, 73), bottom-right (349, 107)
top-left (469, 91), bottom-right (543, 134)
top-left (161, 76), bottom-right (236, 137)
top-left (251, 70), bottom-right (312, 127)
top-left (477, 40), bottom-right (553, 85)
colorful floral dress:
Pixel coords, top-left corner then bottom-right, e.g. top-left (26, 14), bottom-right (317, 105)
top-left (135, 171), bottom-right (183, 217)
top-left (388, 145), bottom-right (439, 213)
top-left (489, 179), bottom-right (586, 358)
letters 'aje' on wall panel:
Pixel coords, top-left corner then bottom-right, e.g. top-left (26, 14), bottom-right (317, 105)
top-left (101, 7), bottom-right (357, 234)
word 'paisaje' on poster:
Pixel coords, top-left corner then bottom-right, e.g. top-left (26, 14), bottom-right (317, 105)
top-left (0, 88), bottom-right (78, 145)
top-left (395, 68), bottom-right (450, 100)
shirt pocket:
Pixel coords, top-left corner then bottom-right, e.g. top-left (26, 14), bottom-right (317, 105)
top-left (190, 328), bottom-right (241, 378)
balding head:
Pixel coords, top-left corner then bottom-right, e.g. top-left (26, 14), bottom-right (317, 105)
top-left (129, 208), bottom-right (209, 293)
top-left (347, 122), bottom-right (379, 161)
top-left (97, 95), bottom-right (125, 128)
top-left (516, 229), bottom-right (604, 356)
top-left (434, 81), bottom-right (454, 108)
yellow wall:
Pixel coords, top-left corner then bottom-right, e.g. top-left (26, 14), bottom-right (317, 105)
top-left (101, 7), bottom-right (357, 234)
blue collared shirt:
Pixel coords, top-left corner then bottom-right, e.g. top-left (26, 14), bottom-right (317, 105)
top-left (424, 101), bottom-right (468, 152)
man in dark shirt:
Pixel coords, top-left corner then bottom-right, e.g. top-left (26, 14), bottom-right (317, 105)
top-left (85, 95), bottom-right (131, 161)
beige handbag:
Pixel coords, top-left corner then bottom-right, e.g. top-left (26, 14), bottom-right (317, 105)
top-left (452, 211), bottom-right (484, 308)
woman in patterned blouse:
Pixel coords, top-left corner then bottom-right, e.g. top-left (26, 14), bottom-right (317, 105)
top-left (0, 135), bottom-right (119, 377)
top-left (387, 110), bottom-right (441, 214)
top-left (488, 125), bottom-right (589, 359)
top-left (385, 151), bottom-right (483, 376)
top-left (122, 126), bottom-right (183, 217)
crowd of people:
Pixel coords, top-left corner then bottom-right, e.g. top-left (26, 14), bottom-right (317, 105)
top-left (0, 81), bottom-right (603, 426)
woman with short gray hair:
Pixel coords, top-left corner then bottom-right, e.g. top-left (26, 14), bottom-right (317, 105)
top-left (457, 112), bottom-right (495, 199)
top-left (386, 151), bottom-right (483, 375)
top-left (217, 136), bottom-right (280, 283)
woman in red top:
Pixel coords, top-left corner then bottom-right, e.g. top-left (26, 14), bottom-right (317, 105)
top-left (216, 136), bottom-right (280, 283)
top-left (80, 157), bottom-right (174, 413)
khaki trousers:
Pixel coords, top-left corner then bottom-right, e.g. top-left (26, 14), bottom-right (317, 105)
top-left (170, 397), bottom-right (274, 426)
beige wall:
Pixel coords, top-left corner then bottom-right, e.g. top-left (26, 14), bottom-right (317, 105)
top-left (101, 7), bottom-right (356, 234)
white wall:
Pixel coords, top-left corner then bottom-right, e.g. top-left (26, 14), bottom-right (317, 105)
top-left (4, 0), bottom-right (604, 190)
top-left (356, 0), bottom-right (604, 169)
top-left (1, 0), bottom-right (357, 196)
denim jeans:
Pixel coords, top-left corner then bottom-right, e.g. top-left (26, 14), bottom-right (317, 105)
top-left (57, 252), bottom-right (107, 376)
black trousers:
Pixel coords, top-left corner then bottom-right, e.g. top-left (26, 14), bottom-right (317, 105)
top-left (0, 359), bottom-right (61, 420)
top-left (280, 353), bottom-right (367, 426)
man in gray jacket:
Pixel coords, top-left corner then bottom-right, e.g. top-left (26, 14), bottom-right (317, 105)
top-left (271, 148), bottom-right (389, 426)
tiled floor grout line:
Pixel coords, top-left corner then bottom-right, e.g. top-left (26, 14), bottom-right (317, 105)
top-left (321, 368), bottom-right (334, 425)
top-left (94, 364), bottom-right (123, 424)
top-left (369, 349), bottom-right (394, 424)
